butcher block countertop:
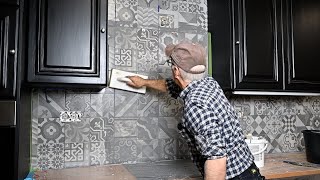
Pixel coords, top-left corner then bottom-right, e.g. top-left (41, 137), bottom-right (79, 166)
top-left (261, 152), bottom-right (320, 179)
top-left (33, 152), bottom-right (320, 180)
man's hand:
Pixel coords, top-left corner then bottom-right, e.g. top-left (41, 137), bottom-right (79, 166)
top-left (126, 76), bottom-right (146, 89)
top-left (126, 76), bottom-right (168, 92)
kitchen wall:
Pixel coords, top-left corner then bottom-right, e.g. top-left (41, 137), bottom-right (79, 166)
top-left (30, 0), bottom-right (320, 170)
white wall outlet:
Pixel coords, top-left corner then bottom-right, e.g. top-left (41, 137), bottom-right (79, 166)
top-left (60, 111), bottom-right (82, 122)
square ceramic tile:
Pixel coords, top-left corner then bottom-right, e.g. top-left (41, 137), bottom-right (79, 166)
top-left (113, 138), bottom-right (137, 163)
top-left (114, 118), bottom-right (138, 137)
top-left (136, 139), bottom-right (160, 162)
top-left (37, 143), bottom-right (65, 170)
top-left (137, 117), bottom-right (159, 139)
top-left (64, 143), bottom-right (90, 168)
top-left (36, 89), bottom-right (66, 118)
top-left (114, 27), bottom-right (137, 49)
top-left (38, 118), bottom-right (65, 144)
top-left (65, 118), bottom-right (90, 143)
top-left (115, 0), bottom-right (138, 28)
top-left (137, 7), bottom-right (158, 28)
top-left (91, 93), bottom-right (115, 118)
top-left (114, 90), bottom-right (141, 117)
top-left (90, 118), bottom-right (114, 142)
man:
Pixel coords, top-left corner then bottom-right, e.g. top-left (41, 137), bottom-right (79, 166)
top-left (126, 40), bottom-right (265, 180)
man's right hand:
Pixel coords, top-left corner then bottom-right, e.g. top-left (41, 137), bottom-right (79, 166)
top-left (126, 76), bottom-right (168, 93)
top-left (126, 76), bottom-right (146, 89)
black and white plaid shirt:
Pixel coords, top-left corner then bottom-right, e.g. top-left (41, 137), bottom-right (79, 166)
top-left (166, 77), bottom-right (254, 179)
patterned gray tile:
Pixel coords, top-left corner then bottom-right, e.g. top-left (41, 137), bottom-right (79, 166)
top-left (116, 0), bottom-right (138, 28)
top-left (310, 115), bottom-right (320, 129)
top-left (64, 143), bottom-right (90, 168)
top-left (111, 48), bottom-right (137, 71)
top-left (108, 0), bottom-right (116, 26)
top-left (114, 118), bottom-right (138, 137)
top-left (137, 117), bottom-right (159, 139)
top-left (159, 9), bottom-right (179, 29)
top-left (137, 139), bottom-right (160, 162)
top-left (114, 27), bottom-right (137, 49)
top-left (159, 95), bottom-right (183, 117)
top-left (178, 12), bottom-right (197, 33)
top-left (176, 137), bottom-right (190, 159)
top-left (113, 138), bottom-right (137, 163)
top-left (137, 50), bottom-right (159, 72)
top-left (158, 117), bottom-right (180, 139)
top-left (36, 89), bottom-right (66, 118)
top-left (158, 138), bottom-right (177, 160)
top-left (114, 90), bottom-right (140, 117)
top-left (137, 89), bottom-right (159, 117)
top-left (158, 30), bottom-right (179, 65)
top-left (138, 0), bottom-right (159, 8)
top-left (90, 93), bottom-right (114, 118)
top-left (90, 117), bottom-right (114, 142)
top-left (90, 141), bottom-right (114, 165)
top-left (107, 27), bottom-right (116, 48)
top-left (37, 143), bottom-right (65, 170)
top-left (66, 93), bottom-right (91, 117)
top-left (38, 118), bottom-right (64, 144)
top-left (137, 7), bottom-right (158, 28)
top-left (65, 119), bottom-right (90, 143)
top-left (137, 28), bottom-right (159, 51)
top-left (159, 0), bottom-right (178, 11)
top-left (178, 32), bottom-right (198, 42)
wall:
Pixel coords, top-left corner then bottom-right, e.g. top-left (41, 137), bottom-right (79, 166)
top-left (30, 0), bottom-right (320, 170)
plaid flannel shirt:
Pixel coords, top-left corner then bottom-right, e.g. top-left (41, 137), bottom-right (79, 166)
top-left (166, 77), bottom-right (254, 179)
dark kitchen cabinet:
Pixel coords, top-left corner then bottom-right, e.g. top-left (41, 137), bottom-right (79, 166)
top-left (27, 0), bottom-right (107, 85)
top-left (209, 0), bottom-right (320, 94)
top-left (283, 0), bottom-right (320, 91)
top-left (231, 0), bottom-right (283, 90)
top-left (0, 0), bottom-right (19, 5)
top-left (0, 4), bottom-right (18, 99)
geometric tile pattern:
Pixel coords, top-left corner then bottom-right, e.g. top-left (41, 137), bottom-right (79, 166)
top-left (31, 0), bottom-right (319, 171)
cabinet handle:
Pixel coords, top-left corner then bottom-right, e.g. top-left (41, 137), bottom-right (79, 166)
top-left (235, 41), bottom-right (240, 45)
top-left (9, 49), bottom-right (16, 55)
top-left (100, 28), bottom-right (106, 33)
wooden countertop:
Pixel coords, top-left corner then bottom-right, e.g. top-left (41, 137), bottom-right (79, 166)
top-left (261, 152), bottom-right (320, 179)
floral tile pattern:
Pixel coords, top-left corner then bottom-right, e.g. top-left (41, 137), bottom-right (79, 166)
top-left (30, 0), bottom-right (320, 171)
top-left (38, 118), bottom-right (64, 144)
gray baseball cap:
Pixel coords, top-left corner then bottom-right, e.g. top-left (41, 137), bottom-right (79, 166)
top-left (165, 41), bottom-right (206, 74)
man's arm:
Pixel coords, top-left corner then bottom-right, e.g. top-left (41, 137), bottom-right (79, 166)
top-left (204, 157), bottom-right (227, 180)
top-left (126, 76), bottom-right (167, 92)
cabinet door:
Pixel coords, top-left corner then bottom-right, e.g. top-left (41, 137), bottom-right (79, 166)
top-left (284, 0), bottom-right (320, 91)
top-left (232, 0), bottom-right (283, 90)
top-left (0, 7), bottom-right (17, 99)
top-left (27, 0), bottom-right (107, 85)
top-left (0, 0), bottom-right (19, 5)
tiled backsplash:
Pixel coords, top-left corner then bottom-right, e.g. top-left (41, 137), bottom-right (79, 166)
top-left (30, 0), bottom-right (320, 170)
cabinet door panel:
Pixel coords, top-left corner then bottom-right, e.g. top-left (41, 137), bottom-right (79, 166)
top-left (233, 0), bottom-right (283, 90)
top-left (28, 0), bottom-right (107, 84)
top-left (285, 0), bottom-right (320, 91)
top-left (0, 8), bottom-right (17, 99)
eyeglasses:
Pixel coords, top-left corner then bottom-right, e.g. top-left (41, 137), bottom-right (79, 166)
top-left (165, 57), bottom-right (176, 67)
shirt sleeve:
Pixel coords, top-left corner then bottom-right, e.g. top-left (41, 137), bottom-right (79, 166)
top-left (186, 101), bottom-right (227, 159)
top-left (165, 78), bottom-right (182, 99)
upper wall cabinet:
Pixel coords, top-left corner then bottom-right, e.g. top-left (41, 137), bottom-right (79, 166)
top-left (231, 0), bottom-right (283, 90)
top-left (27, 0), bottom-right (107, 85)
top-left (283, 0), bottom-right (320, 91)
top-left (209, 0), bottom-right (320, 94)
top-left (0, 0), bottom-right (19, 5)
top-left (0, 4), bottom-right (18, 99)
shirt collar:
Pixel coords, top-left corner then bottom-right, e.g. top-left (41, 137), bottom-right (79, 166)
top-left (179, 78), bottom-right (203, 100)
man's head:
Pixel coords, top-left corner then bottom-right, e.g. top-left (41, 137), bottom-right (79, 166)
top-left (165, 40), bottom-right (207, 74)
